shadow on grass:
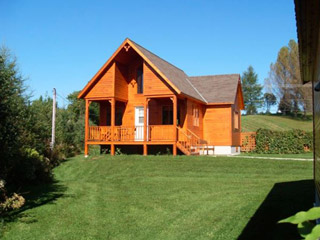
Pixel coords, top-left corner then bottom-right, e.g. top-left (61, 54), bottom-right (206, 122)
top-left (238, 179), bottom-right (314, 240)
top-left (1, 180), bottom-right (68, 228)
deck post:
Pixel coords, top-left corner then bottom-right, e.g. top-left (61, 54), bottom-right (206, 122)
top-left (144, 98), bottom-right (149, 142)
top-left (143, 98), bottom-right (149, 156)
top-left (172, 95), bottom-right (177, 156)
top-left (111, 144), bottom-right (115, 156)
top-left (84, 99), bottom-right (91, 157)
top-left (110, 98), bottom-right (115, 156)
top-left (143, 144), bottom-right (147, 156)
top-left (110, 98), bottom-right (115, 140)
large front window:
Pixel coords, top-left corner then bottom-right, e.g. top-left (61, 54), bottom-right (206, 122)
top-left (137, 66), bottom-right (143, 94)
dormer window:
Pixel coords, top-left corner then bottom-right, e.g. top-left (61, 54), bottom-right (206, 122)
top-left (137, 66), bottom-right (143, 94)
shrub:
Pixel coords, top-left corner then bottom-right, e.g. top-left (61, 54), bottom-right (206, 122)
top-left (9, 148), bottom-right (52, 185)
top-left (0, 180), bottom-right (25, 215)
top-left (254, 129), bottom-right (313, 154)
top-left (0, 193), bottom-right (25, 214)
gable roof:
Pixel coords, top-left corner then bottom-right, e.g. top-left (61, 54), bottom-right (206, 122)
top-left (78, 38), bottom-right (243, 107)
top-left (189, 74), bottom-right (240, 104)
top-left (129, 40), bottom-right (206, 102)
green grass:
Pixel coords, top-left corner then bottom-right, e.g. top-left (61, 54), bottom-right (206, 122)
top-left (241, 115), bottom-right (313, 132)
top-left (1, 155), bottom-right (313, 240)
top-left (240, 152), bottom-right (313, 159)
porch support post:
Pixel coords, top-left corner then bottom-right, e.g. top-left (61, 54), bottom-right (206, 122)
top-left (111, 144), bottom-right (115, 156)
top-left (144, 98), bottom-right (149, 142)
top-left (172, 95), bottom-right (177, 156)
top-left (110, 98), bottom-right (115, 156)
top-left (143, 97), bottom-right (149, 156)
top-left (84, 99), bottom-right (91, 157)
top-left (143, 144), bottom-right (148, 156)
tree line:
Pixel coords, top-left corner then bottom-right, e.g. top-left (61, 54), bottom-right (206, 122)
top-left (0, 48), bottom-right (96, 214)
top-left (241, 39), bottom-right (312, 116)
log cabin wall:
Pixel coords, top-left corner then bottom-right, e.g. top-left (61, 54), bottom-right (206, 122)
top-left (148, 98), bottom-right (173, 125)
top-left (121, 58), bottom-right (144, 126)
top-left (203, 105), bottom-right (232, 146)
top-left (86, 62), bottom-right (115, 98)
top-left (114, 62), bottom-right (128, 101)
top-left (185, 99), bottom-right (204, 139)
top-left (232, 88), bottom-right (241, 146)
top-left (121, 58), bottom-right (176, 127)
top-left (143, 62), bottom-right (173, 95)
top-left (178, 98), bottom-right (187, 129)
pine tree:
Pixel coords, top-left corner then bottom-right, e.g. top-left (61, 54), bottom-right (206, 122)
top-left (241, 66), bottom-right (263, 115)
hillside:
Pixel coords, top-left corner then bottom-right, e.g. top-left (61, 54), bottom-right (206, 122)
top-left (241, 115), bottom-right (313, 132)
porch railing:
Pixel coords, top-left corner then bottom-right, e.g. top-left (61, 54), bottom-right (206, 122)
top-left (88, 126), bottom-right (112, 141)
top-left (114, 126), bottom-right (143, 141)
top-left (148, 125), bottom-right (175, 141)
top-left (87, 125), bottom-right (175, 142)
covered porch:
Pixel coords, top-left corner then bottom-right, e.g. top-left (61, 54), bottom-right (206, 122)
top-left (84, 95), bottom-right (181, 156)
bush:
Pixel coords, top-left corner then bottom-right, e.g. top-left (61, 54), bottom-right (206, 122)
top-left (11, 148), bottom-right (52, 184)
top-left (0, 180), bottom-right (25, 215)
top-left (254, 129), bottom-right (313, 154)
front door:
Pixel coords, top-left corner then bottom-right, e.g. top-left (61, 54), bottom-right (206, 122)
top-left (135, 106), bottom-right (144, 141)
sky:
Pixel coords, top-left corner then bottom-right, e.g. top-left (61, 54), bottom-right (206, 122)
top-left (0, 0), bottom-right (297, 106)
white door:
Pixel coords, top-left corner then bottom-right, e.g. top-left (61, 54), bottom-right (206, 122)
top-left (135, 107), bottom-right (144, 141)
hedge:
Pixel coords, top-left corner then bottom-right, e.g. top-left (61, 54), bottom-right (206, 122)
top-left (254, 128), bottom-right (313, 154)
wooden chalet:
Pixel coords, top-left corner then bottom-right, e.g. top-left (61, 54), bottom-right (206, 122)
top-left (78, 38), bottom-right (244, 156)
top-left (295, 0), bottom-right (320, 203)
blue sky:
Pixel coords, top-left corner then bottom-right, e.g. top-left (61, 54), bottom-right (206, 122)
top-left (1, 0), bottom-right (297, 104)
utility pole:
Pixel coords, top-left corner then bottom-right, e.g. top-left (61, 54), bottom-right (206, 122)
top-left (50, 88), bottom-right (56, 150)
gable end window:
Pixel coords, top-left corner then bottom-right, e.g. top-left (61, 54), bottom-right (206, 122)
top-left (137, 66), bottom-right (143, 94)
top-left (234, 111), bottom-right (239, 130)
top-left (193, 105), bottom-right (199, 127)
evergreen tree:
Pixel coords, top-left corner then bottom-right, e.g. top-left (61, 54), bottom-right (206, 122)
top-left (0, 47), bottom-right (51, 184)
top-left (241, 66), bottom-right (263, 115)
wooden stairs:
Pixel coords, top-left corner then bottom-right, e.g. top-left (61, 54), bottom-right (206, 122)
top-left (176, 127), bottom-right (210, 155)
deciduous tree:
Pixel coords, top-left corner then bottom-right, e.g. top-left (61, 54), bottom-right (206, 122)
top-left (265, 40), bottom-right (311, 116)
top-left (264, 93), bottom-right (277, 113)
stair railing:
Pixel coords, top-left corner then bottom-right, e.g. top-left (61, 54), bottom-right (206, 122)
top-left (176, 127), bottom-right (192, 154)
top-left (177, 127), bottom-right (209, 155)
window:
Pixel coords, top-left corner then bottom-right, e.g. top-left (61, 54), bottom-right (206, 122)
top-left (162, 106), bottom-right (173, 125)
top-left (234, 111), bottom-right (239, 130)
top-left (193, 105), bottom-right (199, 127)
top-left (138, 107), bottom-right (144, 124)
top-left (137, 66), bottom-right (143, 94)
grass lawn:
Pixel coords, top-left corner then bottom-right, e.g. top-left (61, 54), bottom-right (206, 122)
top-left (239, 152), bottom-right (314, 159)
top-left (241, 115), bottom-right (313, 132)
top-left (1, 154), bottom-right (313, 240)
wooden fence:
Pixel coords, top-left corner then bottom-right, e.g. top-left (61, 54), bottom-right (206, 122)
top-left (241, 132), bottom-right (256, 152)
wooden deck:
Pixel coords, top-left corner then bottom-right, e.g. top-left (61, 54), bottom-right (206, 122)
top-left (86, 125), bottom-right (209, 155)
top-left (88, 125), bottom-right (176, 142)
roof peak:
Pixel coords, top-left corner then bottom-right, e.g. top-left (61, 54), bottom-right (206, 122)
top-left (127, 38), bottom-right (186, 73)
